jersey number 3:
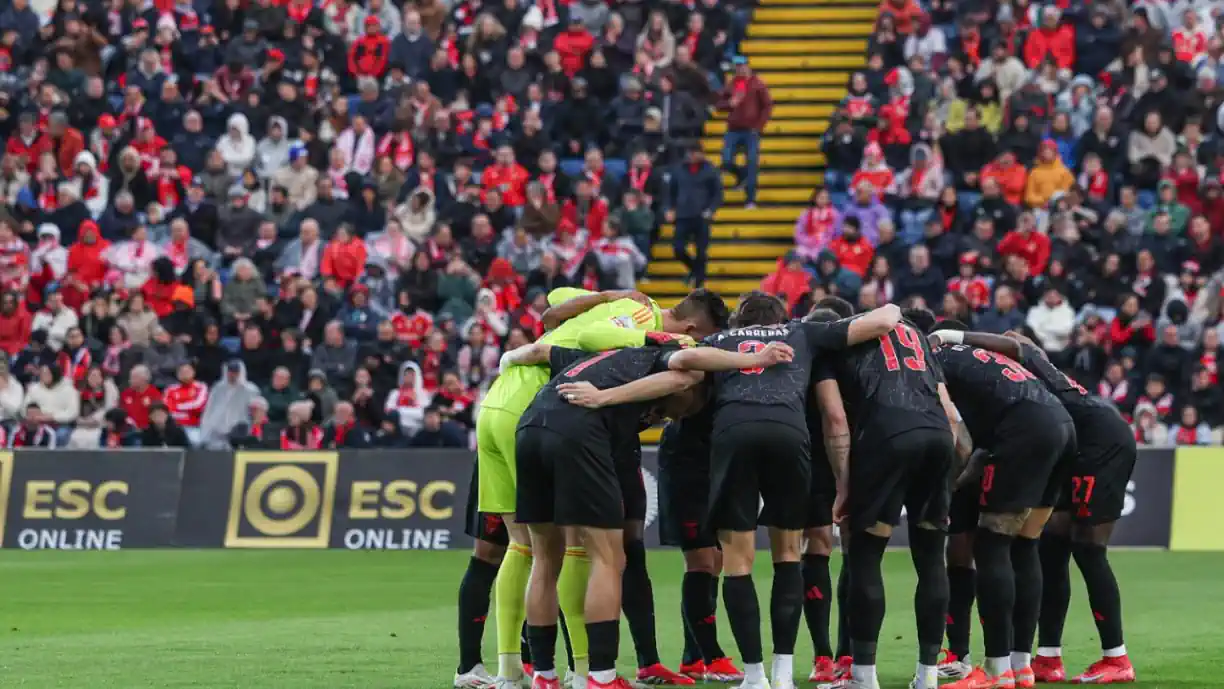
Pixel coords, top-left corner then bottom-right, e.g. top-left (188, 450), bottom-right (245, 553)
top-left (738, 340), bottom-right (766, 375)
top-left (879, 324), bottom-right (926, 372)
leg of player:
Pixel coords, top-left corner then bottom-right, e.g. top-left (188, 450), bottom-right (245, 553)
top-left (840, 522), bottom-right (891, 689)
top-left (492, 518), bottom-right (535, 686)
top-left (1010, 507), bottom-right (1055, 688)
top-left (834, 536), bottom-right (854, 680)
top-left (720, 529), bottom-right (768, 689)
top-left (623, 519), bottom-right (693, 686)
top-left (1034, 512), bottom-right (1072, 683)
top-left (943, 532), bottom-right (977, 680)
top-left (945, 510), bottom-right (1026, 689)
top-left (455, 539), bottom-right (504, 688)
top-left (1066, 521), bottom-right (1135, 684)
top-left (909, 522), bottom-right (949, 689)
top-left (768, 527), bottom-right (805, 689)
top-left (680, 547), bottom-right (742, 681)
top-left (558, 528), bottom-right (591, 685)
top-left (526, 523), bottom-right (567, 689)
top-left (582, 526), bottom-right (630, 689)
top-left (803, 526), bottom-right (838, 683)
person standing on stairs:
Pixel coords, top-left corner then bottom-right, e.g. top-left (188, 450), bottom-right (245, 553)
top-left (716, 55), bottom-right (773, 209)
top-left (665, 146), bottom-right (723, 288)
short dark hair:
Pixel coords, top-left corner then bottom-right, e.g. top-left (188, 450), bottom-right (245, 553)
top-left (902, 307), bottom-right (938, 334)
top-left (815, 295), bottom-right (855, 319)
top-left (804, 308), bottom-right (841, 323)
top-left (731, 291), bottom-right (788, 327)
top-left (674, 288), bottom-right (730, 330)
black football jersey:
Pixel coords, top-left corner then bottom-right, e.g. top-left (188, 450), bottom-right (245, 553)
top-left (658, 404), bottom-right (714, 472)
top-left (518, 347), bottom-right (674, 444)
top-left (1017, 342), bottom-right (1131, 448)
top-left (705, 319), bottom-right (854, 432)
top-left (933, 343), bottom-right (1065, 445)
top-left (832, 321), bottom-right (950, 439)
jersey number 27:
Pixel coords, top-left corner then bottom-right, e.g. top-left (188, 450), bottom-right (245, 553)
top-left (879, 324), bottom-right (926, 372)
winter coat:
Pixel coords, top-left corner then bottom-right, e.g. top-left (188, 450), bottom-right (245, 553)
top-left (216, 113), bottom-right (257, 179)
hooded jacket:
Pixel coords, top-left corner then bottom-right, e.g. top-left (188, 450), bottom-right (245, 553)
top-left (385, 361), bottom-right (429, 436)
top-left (23, 368), bottom-right (81, 425)
top-left (200, 362), bottom-right (260, 448)
top-left (72, 151), bottom-right (110, 218)
top-left (890, 144), bottom-right (945, 202)
top-left (760, 257), bottom-right (813, 311)
top-left (217, 113), bottom-right (257, 179)
top-left (1024, 142), bottom-right (1075, 208)
top-left (256, 116), bottom-right (293, 179)
top-left (392, 187), bottom-right (437, 243)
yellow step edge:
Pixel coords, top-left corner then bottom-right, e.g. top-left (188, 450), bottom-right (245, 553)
top-left (749, 22), bottom-right (868, 37)
top-left (755, 71), bottom-right (852, 86)
top-left (650, 243), bottom-right (791, 260)
top-left (647, 278), bottom-right (763, 295)
top-left (759, 0), bottom-right (879, 5)
top-left (661, 225), bottom-right (794, 241)
top-left (705, 119), bottom-right (830, 136)
top-left (753, 6), bottom-right (879, 20)
top-left (765, 86), bottom-right (851, 101)
top-left (716, 206), bottom-right (801, 222)
top-left (721, 170), bottom-right (824, 187)
top-left (713, 103), bottom-right (836, 120)
top-left (648, 260), bottom-right (780, 277)
top-left (702, 137), bottom-right (824, 154)
top-left (723, 188), bottom-right (816, 204)
top-left (748, 54), bottom-right (865, 69)
top-left (741, 39), bottom-right (867, 55)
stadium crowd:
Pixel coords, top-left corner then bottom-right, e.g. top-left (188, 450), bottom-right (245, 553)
top-left (0, 0), bottom-right (754, 449)
top-left (773, 0), bottom-right (1224, 446)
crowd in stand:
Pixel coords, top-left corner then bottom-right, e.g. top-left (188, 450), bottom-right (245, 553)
top-left (771, 0), bottom-right (1224, 445)
top-left (0, 0), bottom-right (757, 448)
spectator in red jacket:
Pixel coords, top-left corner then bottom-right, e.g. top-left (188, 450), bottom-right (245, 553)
top-left (321, 224), bottom-right (369, 288)
top-left (0, 292), bottom-right (31, 357)
top-left (1108, 294), bottom-right (1156, 355)
top-left (554, 17), bottom-right (594, 77)
top-left (561, 178), bottom-right (608, 235)
top-left (163, 362), bottom-right (209, 444)
top-left (828, 217), bottom-right (874, 277)
top-left (31, 112), bottom-right (85, 177)
top-left (717, 56), bottom-right (773, 207)
top-left (947, 252), bottom-right (991, 310)
top-left (482, 145), bottom-right (529, 208)
top-left (997, 211), bottom-right (1051, 275)
top-left (119, 365), bottom-right (164, 429)
top-left (760, 252), bottom-right (813, 312)
top-left (349, 16), bottom-right (392, 78)
top-left (1024, 7), bottom-right (1075, 72)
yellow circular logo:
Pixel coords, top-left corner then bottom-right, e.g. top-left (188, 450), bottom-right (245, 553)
top-left (244, 466), bottom-right (320, 537)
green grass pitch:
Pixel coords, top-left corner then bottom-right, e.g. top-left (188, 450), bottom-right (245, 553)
top-left (1, 550), bottom-right (1221, 688)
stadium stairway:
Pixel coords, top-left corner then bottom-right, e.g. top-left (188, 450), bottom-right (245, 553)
top-left (640, 0), bottom-right (877, 443)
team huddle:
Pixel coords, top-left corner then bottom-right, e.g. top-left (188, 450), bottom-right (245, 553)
top-left (451, 286), bottom-right (1138, 689)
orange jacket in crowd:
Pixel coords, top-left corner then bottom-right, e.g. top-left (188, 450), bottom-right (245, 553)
top-left (31, 127), bottom-right (86, 177)
top-left (829, 235), bottom-right (874, 277)
top-left (1023, 24), bottom-right (1075, 70)
top-left (980, 157), bottom-right (1028, 206)
top-left (877, 0), bottom-right (923, 34)
top-left (482, 162), bottom-right (529, 207)
top-left (554, 26), bottom-right (595, 76)
top-left (322, 236), bottom-right (368, 287)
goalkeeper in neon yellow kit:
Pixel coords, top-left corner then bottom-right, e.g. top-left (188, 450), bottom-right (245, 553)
top-left (458, 287), bottom-right (728, 689)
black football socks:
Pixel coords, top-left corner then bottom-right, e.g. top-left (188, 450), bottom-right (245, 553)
top-left (1011, 536), bottom-right (1042, 662)
top-left (1072, 541), bottom-right (1125, 650)
top-left (911, 528), bottom-right (949, 667)
top-left (973, 528), bottom-right (1017, 663)
top-left (847, 532), bottom-right (889, 667)
top-left (723, 574), bottom-right (764, 664)
top-left (682, 570), bottom-right (725, 663)
top-left (947, 565), bottom-right (977, 661)
top-left (802, 554), bottom-right (834, 657)
top-left (526, 624), bottom-right (558, 678)
top-left (622, 540), bottom-right (661, 668)
top-left (835, 563), bottom-right (852, 658)
top-left (457, 556), bottom-right (498, 673)
top-left (1037, 533), bottom-right (1072, 650)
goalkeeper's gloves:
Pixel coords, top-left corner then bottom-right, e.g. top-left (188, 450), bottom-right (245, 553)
top-left (644, 332), bottom-right (696, 348)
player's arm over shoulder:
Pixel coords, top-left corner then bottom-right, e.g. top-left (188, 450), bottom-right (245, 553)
top-left (541, 288), bottom-right (652, 331)
top-left (804, 303), bottom-right (902, 349)
top-left (499, 342), bottom-right (586, 374)
top-left (930, 328), bottom-right (1023, 360)
top-left (662, 341), bottom-right (794, 372)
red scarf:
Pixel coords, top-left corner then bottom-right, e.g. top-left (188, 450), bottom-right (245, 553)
top-left (287, 0), bottom-right (312, 22)
top-left (538, 173), bottom-right (557, 202)
top-left (377, 132), bottom-right (415, 171)
top-left (393, 386), bottom-right (417, 408)
top-left (58, 347), bottom-right (91, 382)
top-left (37, 181), bottom-right (59, 211)
top-left (805, 205), bottom-right (835, 239)
top-left (629, 166), bottom-right (651, 193)
top-left (166, 238), bottom-right (190, 272)
top-left (281, 425), bottom-right (323, 449)
top-left (1201, 350), bottom-right (1218, 384)
top-left (1176, 425), bottom-right (1198, 445)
